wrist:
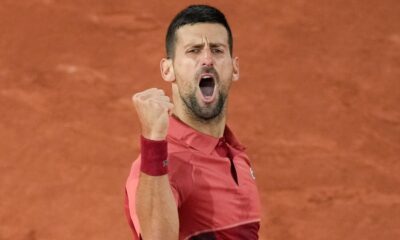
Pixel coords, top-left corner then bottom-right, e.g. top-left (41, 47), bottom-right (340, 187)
top-left (140, 135), bottom-right (168, 176)
top-left (141, 130), bottom-right (167, 141)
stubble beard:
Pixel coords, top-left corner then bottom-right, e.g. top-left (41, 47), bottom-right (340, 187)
top-left (181, 89), bottom-right (227, 122)
top-left (177, 66), bottom-right (228, 122)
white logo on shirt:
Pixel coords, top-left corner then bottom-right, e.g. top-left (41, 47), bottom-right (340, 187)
top-left (250, 167), bottom-right (256, 180)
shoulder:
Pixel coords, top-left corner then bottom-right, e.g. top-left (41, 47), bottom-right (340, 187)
top-left (166, 135), bottom-right (195, 165)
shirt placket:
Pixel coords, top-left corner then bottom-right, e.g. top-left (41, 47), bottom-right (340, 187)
top-left (215, 138), bottom-right (239, 185)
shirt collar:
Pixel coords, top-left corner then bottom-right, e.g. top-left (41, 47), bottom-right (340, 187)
top-left (167, 115), bottom-right (246, 154)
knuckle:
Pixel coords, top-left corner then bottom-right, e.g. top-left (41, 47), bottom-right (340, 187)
top-left (132, 94), bottom-right (139, 103)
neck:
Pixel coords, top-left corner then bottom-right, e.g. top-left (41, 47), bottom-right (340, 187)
top-left (177, 111), bottom-right (226, 138)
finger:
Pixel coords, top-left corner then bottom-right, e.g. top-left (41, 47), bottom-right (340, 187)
top-left (136, 89), bottom-right (166, 101)
top-left (144, 88), bottom-right (165, 96)
top-left (149, 99), bottom-right (174, 110)
top-left (167, 103), bottom-right (174, 115)
top-left (139, 95), bottom-right (170, 104)
top-left (152, 95), bottom-right (171, 102)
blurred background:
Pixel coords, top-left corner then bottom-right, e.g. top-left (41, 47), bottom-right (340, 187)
top-left (0, 0), bottom-right (399, 239)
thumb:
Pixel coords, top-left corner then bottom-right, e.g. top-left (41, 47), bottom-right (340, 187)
top-left (167, 102), bottom-right (174, 116)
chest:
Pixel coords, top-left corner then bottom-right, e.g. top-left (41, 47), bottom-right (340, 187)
top-left (178, 153), bottom-right (261, 232)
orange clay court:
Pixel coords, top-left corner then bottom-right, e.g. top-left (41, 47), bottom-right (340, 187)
top-left (0, 1), bottom-right (399, 240)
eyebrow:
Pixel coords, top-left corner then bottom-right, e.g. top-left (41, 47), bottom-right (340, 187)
top-left (184, 42), bottom-right (227, 49)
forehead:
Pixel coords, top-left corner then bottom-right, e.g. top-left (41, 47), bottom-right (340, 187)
top-left (175, 23), bottom-right (229, 46)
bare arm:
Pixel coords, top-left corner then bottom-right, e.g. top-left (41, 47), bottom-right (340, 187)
top-left (133, 88), bottom-right (179, 240)
top-left (136, 174), bottom-right (179, 239)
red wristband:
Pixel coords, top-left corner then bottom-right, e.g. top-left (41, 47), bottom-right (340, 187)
top-left (140, 136), bottom-right (168, 176)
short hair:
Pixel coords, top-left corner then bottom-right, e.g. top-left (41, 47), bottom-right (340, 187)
top-left (165, 5), bottom-right (233, 59)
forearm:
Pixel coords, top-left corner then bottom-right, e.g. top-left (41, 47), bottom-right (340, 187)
top-left (135, 136), bottom-right (178, 239)
top-left (132, 89), bottom-right (178, 239)
top-left (136, 173), bottom-right (179, 239)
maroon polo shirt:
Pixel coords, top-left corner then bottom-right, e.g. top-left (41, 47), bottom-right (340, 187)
top-left (125, 116), bottom-right (261, 239)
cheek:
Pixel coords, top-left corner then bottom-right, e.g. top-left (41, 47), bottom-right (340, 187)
top-left (175, 58), bottom-right (199, 82)
top-left (175, 59), bottom-right (197, 79)
top-left (217, 61), bottom-right (234, 82)
top-left (174, 69), bottom-right (197, 94)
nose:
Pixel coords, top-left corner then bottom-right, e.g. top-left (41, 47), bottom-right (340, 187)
top-left (200, 48), bottom-right (213, 67)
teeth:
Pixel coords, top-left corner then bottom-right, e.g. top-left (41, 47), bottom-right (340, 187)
top-left (202, 75), bottom-right (212, 79)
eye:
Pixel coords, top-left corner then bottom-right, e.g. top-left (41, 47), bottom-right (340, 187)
top-left (187, 48), bottom-right (200, 54)
top-left (211, 48), bottom-right (224, 54)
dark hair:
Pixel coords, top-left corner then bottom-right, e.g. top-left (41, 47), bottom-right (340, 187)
top-left (165, 5), bottom-right (233, 59)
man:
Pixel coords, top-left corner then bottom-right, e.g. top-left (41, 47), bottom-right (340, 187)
top-left (125, 5), bottom-right (261, 240)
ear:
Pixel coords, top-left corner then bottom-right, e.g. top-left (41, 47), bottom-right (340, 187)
top-left (160, 58), bottom-right (175, 82)
top-left (232, 56), bottom-right (239, 81)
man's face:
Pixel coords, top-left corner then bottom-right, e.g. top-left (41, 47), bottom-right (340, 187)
top-left (171, 23), bottom-right (238, 121)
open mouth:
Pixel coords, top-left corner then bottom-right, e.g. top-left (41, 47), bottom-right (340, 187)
top-left (199, 75), bottom-right (215, 98)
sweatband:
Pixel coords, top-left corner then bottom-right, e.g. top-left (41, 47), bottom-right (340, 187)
top-left (140, 136), bottom-right (168, 176)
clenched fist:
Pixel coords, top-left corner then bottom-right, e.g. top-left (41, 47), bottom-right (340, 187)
top-left (132, 88), bottom-right (174, 141)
